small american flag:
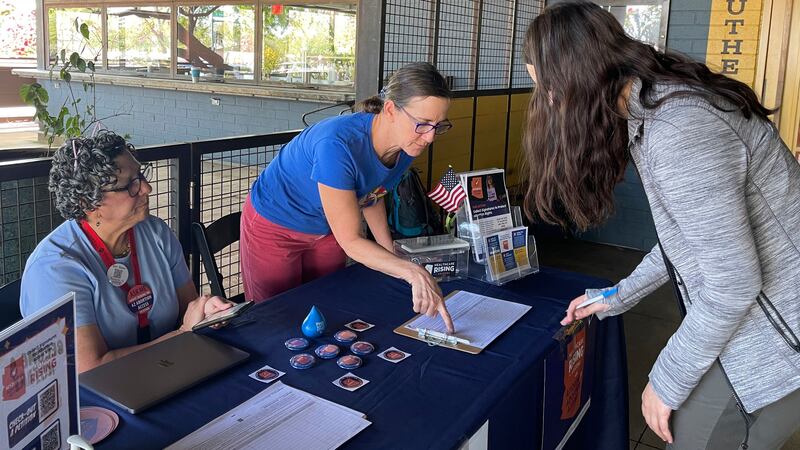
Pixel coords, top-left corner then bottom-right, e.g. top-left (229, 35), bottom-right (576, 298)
top-left (428, 167), bottom-right (466, 212)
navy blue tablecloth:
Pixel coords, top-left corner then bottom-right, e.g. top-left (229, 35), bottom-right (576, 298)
top-left (81, 264), bottom-right (628, 450)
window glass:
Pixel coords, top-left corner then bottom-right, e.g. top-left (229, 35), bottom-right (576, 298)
top-left (597, 2), bottom-right (667, 50)
top-left (262, 4), bottom-right (356, 86)
top-left (177, 5), bottom-right (256, 81)
top-left (107, 6), bottom-right (171, 76)
top-left (48, 8), bottom-right (102, 64)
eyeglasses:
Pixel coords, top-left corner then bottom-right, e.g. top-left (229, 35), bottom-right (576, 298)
top-left (398, 107), bottom-right (453, 135)
top-left (105, 163), bottom-right (152, 197)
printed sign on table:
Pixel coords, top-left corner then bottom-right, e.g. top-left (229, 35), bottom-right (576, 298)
top-left (1, 293), bottom-right (78, 450)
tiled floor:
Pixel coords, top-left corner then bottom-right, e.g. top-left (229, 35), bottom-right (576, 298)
top-left (537, 236), bottom-right (800, 450)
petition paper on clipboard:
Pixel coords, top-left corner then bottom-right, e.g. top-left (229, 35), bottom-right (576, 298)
top-left (405, 291), bottom-right (531, 349)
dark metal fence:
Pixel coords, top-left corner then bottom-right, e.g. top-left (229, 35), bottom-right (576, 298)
top-left (0, 131), bottom-right (300, 298)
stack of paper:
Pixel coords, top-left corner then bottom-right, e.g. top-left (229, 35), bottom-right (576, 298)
top-left (167, 382), bottom-right (370, 450)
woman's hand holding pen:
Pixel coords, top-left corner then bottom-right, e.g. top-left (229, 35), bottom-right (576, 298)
top-left (560, 294), bottom-right (610, 325)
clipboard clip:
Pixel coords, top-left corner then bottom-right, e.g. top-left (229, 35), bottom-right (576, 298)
top-left (416, 328), bottom-right (470, 347)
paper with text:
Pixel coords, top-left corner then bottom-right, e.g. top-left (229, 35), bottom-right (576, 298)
top-left (405, 291), bottom-right (531, 349)
top-left (166, 382), bottom-right (370, 450)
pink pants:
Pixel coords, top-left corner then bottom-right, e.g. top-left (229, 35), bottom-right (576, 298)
top-left (240, 196), bottom-right (346, 302)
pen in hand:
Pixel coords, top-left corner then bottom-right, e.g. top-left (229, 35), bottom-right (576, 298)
top-left (576, 287), bottom-right (618, 309)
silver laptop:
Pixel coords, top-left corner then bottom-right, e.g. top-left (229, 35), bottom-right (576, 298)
top-left (80, 332), bottom-right (249, 414)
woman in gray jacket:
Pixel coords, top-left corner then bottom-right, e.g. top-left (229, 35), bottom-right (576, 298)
top-left (524, 2), bottom-right (800, 449)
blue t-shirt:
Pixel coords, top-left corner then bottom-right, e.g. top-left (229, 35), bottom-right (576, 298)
top-left (20, 216), bottom-right (192, 350)
top-left (250, 112), bottom-right (413, 235)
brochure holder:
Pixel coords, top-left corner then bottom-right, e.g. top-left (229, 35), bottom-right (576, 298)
top-left (456, 205), bottom-right (539, 285)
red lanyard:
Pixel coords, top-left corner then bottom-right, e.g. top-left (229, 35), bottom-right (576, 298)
top-left (79, 221), bottom-right (152, 343)
top-left (80, 221), bottom-right (142, 292)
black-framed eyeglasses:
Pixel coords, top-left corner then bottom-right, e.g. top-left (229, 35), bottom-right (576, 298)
top-left (398, 107), bottom-right (453, 135)
top-left (105, 163), bottom-right (152, 197)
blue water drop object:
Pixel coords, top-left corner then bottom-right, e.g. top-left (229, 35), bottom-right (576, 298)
top-left (301, 305), bottom-right (326, 338)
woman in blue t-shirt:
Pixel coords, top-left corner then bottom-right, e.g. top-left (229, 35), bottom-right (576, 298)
top-left (20, 132), bottom-right (232, 373)
top-left (242, 62), bottom-right (455, 332)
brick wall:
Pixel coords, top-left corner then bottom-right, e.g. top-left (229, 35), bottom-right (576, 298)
top-left (665, 0), bottom-right (713, 62)
top-left (37, 80), bottom-right (335, 147)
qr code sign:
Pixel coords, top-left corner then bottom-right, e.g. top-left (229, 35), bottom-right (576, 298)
top-left (37, 380), bottom-right (59, 422)
top-left (40, 419), bottom-right (61, 450)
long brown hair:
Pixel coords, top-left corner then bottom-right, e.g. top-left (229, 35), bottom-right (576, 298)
top-left (521, 1), bottom-right (773, 230)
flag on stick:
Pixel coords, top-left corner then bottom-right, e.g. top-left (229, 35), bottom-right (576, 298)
top-left (428, 167), bottom-right (466, 213)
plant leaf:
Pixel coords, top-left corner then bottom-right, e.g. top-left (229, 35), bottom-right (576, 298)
top-left (87, 61), bottom-right (95, 72)
top-left (77, 59), bottom-right (86, 72)
top-left (69, 52), bottom-right (79, 66)
top-left (60, 70), bottom-right (71, 82)
top-left (80, 23), bottom-right (90, 40)
top-left (19, 85), bottom-right (31, 102)
top-left (60, 49), bottom-right (66, 63)
top-left (37, 87), bottom-right (48, 103)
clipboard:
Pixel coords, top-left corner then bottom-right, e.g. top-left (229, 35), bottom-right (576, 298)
top-left (393, 290), bottom-right (483, 354)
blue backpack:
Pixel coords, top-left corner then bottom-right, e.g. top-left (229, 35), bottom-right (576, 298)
top-left (385, 168), bottom-right (442, 239)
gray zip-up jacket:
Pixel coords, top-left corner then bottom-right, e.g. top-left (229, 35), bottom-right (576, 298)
top-left (593, 78), bottom-right (800, 413)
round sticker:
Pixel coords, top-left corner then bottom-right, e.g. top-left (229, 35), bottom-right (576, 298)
top-left (289, 353), bottom-right (316, 369)
top-left (126, 284), bottom-right (154, 316)
top-left (350, 341), bottom-right (375, 355)
top-left (284, 337), bottom-right (310, 351)
top-left (336, 354), bottom-right (362, 370)
top-left (333, 330), bottom-right (357, 343)
top-left (338, 375), bottom-right (363, 389)
top-left (107, 263), bottom-right (129, 287)
top-left (315, 344), bottom-right (340, 359)
top-left (384, 350), bottom-right (406, 361)
top-left (256, 369), bottom-right (280, 381)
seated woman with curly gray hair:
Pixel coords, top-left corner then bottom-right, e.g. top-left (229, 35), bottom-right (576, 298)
top-left (20, 131), bottom-right (232, 373)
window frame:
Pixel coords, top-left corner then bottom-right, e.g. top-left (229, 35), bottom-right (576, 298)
top-left (593, 0), bottom-right (670, 51)
top-left (104, 4), bottom-right (173, 77)
top-left (41, 0), bottom-right (358, 92)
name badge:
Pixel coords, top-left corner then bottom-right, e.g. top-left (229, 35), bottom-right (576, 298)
top-left (107, 263), bottom-right (129, 287)
top-left (127, 284), bottom-right (154, 316)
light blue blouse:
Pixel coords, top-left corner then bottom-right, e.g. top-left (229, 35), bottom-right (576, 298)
top-left (20, 215), bottom-right (191, 350)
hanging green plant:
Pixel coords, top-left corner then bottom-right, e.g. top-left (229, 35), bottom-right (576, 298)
top-left (19, 19), bottom-right (123, 147)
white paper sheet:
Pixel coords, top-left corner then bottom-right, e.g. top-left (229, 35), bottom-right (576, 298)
top-left (405, 290), bottom-right (531, 349)
top-left (166, 382), bottom-right (370, 450)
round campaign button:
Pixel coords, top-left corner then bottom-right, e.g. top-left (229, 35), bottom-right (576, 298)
top-left (315, 344), bottom-right (341, 359)
top-left (333, 330), bottom-right (357, 343)
top-left (336, 354), bottom-right (362, 370)
top-left (107, 263), bottom-right (129, 287)
top-left (289, 353), bottom-right (316, 369)
top-left (350, 341), bottom-right (375, 356)
top-left (284, 337), bottom-right (310, 351)
top-left (126, 284), bottom-right (154, 316)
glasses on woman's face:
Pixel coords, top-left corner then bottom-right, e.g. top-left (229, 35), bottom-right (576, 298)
top-left (398, 107), bottom-right (453, 135)
top-left (105, 163), bottom-right (152, 197)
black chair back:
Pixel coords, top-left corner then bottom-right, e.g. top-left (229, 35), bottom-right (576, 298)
top-left (192, 212), bottom-right (244, 303)
top-left (0, 279), bottom-right (22, 331)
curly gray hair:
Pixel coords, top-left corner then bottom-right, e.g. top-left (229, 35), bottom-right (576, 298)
top-left (49, 131), bottom-right (135, 221)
